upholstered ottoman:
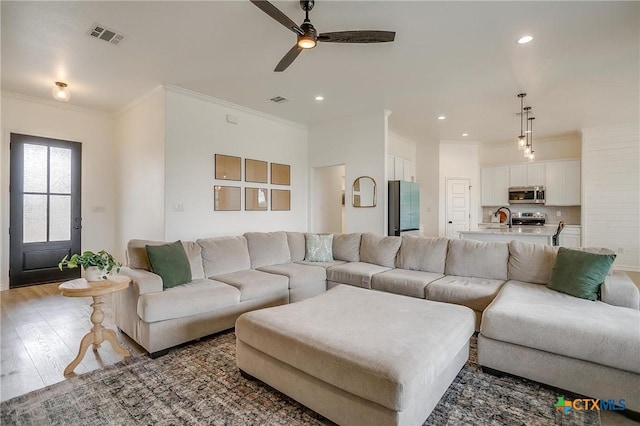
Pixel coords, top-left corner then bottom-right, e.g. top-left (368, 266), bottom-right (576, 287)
top-left (235, 285), bottom-right (475, 425)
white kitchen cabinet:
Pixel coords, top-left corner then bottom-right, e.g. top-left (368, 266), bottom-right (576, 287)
top-left (403, 159), bottom-right (411, 181)
top-left (509, 165), bottom-right (526, 187)
top-left (509, 163), bottom-right (545, 187)
top-left (388, 155), bottom-right (413, 181)
top-left (559, 226), bottom-right (581, 248)
top-left (545, 160), bottom-right (581, 205)
top-left (526, 163), bottom-right (546, 186)
top-left (394, 157), bottom-right (404, 180)
top-left (481, 166), bottom-right (509, 206)
top-left (387, 155), bottom-right (395, 181)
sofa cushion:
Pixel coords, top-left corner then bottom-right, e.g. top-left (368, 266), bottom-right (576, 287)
top-left (482, 281), bottom-right (640, 374)
top-left (397, 236), bottom-right (449, 273)
top-left (145, 241), bottom-right (192, 289)
top-left (547, 247), bottom-right (616, 301)
top-left (508, 240), bottom-right (558, 284)
top-left (245, 231), bottom-right (291, 269)
top-left (445, 239), bottom-right (508, 280)
top-left (258, 263), bottom-right (327, 290)
top-left (371, 269), bottom-right (444, 299)
top-left (326, 262), bottom-right (391, 289)
top-left (214, 270), bottom-right (289, 302)
top-left (198, 236), bottom-right (251, 277)
top-left (360, 233), bottom-right (402, 268)
top-left (332, 233), bottom-right (361, 262)
top-left (287, 232), bottom-right (306, 262)
top-left (137, 278), bottom-right (240, 323)
top-left (426, 276), bottom-right (505, 312)
top-left (305, 233), bottom-right (334, 262)
top-left (127, 239), bottom-right (205, 279)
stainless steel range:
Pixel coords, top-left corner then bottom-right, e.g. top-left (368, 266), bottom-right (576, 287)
top-left (511, 212), bottom-right (546, 226)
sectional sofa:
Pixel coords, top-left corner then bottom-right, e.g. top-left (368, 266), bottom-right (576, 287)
top-left (113, 231), bottom-right (640, 412)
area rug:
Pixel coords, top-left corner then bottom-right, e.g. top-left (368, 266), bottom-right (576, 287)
top-left (2, 331), bottom-right (599, 425)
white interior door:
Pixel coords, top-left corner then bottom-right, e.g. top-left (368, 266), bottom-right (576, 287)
top-left (446, 178), bottom-right (470, 239)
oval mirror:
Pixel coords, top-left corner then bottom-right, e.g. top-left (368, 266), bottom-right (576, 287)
top-left (352, 176), bottom-right (377, 208)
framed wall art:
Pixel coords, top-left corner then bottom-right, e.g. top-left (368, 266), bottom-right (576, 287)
top-left (245, 187), bottom-right (268, 211)
top-left (215, 154), bottom-right (241, 181)
top-left (214, 186), bottom-right (241, 211)
top-left (245, 159), bottom-right (268, 183)
top-left (271, 189), bottom-right (291, 211)
top-left (270, 163), bottom-right (290, 186)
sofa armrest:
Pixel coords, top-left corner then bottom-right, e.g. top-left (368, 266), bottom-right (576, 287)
top-left (121, 266), bottom-right (163, 295)
top-left (601, 271), bottom-right (640, 310)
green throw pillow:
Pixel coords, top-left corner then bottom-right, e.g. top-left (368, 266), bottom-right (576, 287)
top-left (145, 241), bottom-right (192, 289)
top-left (305, 234), bottom-right (334, 262)
top-left (547, 247), bottom-right (616, 301)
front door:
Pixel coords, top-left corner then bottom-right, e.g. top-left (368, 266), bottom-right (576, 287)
top-left (445, 178), bottom-right (470, 239)
top-left (9, 133), bottom-right (82, 287)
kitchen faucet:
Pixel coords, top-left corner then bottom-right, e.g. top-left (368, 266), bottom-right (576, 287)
top-left (494, 206), bottom-right (512, 229)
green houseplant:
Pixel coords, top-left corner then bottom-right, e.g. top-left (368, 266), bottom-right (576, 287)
top-left (58, 250), bottom-right (121, 281)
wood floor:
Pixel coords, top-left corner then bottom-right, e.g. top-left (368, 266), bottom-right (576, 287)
top-left (1, 282), bottom-right (145, 402)
top-left (1, 277), bottom-right (639, 425)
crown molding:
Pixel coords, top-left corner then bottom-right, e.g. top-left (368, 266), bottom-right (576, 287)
top-left (1, 91), bottom-right (112, 118)
top-left (162, 84), bottom-right (308, 130)
top-left (114, 85), bottom-right (165, 117)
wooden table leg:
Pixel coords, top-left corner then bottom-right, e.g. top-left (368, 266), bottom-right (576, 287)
top-left (64, 294), bottom-right (130, 375)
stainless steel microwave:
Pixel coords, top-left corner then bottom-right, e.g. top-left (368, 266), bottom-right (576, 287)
top-left (508, 186), bottom-right (546, 204)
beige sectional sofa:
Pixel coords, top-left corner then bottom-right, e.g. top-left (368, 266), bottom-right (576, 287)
top-left (113, 231), bottom-right (640, 412)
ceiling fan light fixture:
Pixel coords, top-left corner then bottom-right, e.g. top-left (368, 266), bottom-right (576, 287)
top-left (52, 81), bottom-right (70, 102)
top-left (297, 36), bottom-right (317, 49)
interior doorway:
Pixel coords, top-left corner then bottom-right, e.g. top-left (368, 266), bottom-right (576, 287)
top-left (9, 133), bottom-right (82, 287)
top-left (445, 178), bottom-right (470, 239)
top-left (311, 165), bottom-right (345, 233)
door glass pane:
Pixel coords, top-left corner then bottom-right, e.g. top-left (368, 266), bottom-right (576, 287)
top-left (50, 147), bottom-right (71, 193)
top-left (23, 194), bottom-right (47, 242)
top-left (23, 144), bottom-right (48, 192)
top-left (49, 195), bottom-right (71, 241)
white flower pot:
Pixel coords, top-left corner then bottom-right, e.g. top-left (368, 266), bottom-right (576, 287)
top-left (85, 266), bottom-right (107, 281)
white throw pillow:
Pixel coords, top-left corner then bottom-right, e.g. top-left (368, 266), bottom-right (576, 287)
top-left (305, 234), bottom-right (334, 262)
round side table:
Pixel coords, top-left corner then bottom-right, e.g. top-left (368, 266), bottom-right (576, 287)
top-left (59, 275), bottom-right (132, 375)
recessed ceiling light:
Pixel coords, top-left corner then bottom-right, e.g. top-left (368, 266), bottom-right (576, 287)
top-left (462, 133), bottom-right (469, 137)
top-left (315, 95), bottom-right (324, 101)
top-left (438, 116), bottom-right (446, 120)
top-left (517, 35), bottom-right (533, 44)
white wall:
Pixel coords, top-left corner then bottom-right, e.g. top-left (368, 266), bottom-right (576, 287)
top-left (163, 87), bottom-right (308, 240)
top-left (416, 140), bottom-right (440, 237)
top-left (1, 93), bottom-right (116, 290)
top-left (582, 124), bottom-right (639, 271)
top-left (309, 111), bottom-right (389, 235)
top-left (388, 132), bottom-right (417, 180)
top-left (114, 88), bottom-right (166, 259)
top-left (438, 142), bottom-right (480, 237)
top-left (479, 132), bottom-right (581, 166)
top-left (312, 165), bottom-right (345, 233)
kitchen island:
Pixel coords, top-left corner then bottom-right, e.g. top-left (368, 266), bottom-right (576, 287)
top-left (459, 225), bottom-right (555, 245)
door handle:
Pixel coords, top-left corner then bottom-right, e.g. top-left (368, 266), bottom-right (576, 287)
top-left (74, 217), bottom-right (82, 230)
top-left (448, 221), bottom-right (453, 224)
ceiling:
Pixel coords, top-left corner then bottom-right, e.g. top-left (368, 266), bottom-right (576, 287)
top-left (2, 1), bottom-right (638, 144)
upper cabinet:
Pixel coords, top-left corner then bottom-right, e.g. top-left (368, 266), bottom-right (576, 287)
top-left (509, 163), bottom-right (545, 187)
top-left (545, 160), bottom-right (581, 206)
top-left (387, 155), bottom-right (413, 181)
top-left (481, 166), bottom-right (509, 206)
top-left (482, 159), bottom-right (579, 207)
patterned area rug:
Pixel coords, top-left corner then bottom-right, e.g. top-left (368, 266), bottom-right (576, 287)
top-left (2, 331), bottom-right (599, 425)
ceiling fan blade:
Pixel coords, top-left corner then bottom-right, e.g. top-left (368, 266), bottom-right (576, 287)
top-left (275, 44), bottom-right (304, 72)
top-left (250, 0), bottom-right (304, 35)
top-left (318, 30), bottom-right (395, 43)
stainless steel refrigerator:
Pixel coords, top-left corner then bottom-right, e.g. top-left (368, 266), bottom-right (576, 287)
top-left (388, 180), bottom-right (420, 236)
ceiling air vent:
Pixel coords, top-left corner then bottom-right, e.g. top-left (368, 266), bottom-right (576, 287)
top-left (88, 24), bottom-right (126, 45)
top-left (270, 96), bottom-right (289, 104)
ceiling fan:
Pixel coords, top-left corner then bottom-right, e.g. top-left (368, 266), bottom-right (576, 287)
top-left (250, 0), bottom-right (396, 72)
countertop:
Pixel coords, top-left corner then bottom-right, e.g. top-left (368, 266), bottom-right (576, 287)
top-left (461, 227), bottom-right (555, 236)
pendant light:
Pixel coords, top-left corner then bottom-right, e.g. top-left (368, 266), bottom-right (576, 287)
top-left (523, 107), bottom-right (532, 156)
top-left (527, 116), bottom-right (535, 162)
top-left (52, 82), bottom-right (70, 102)
top-left (517, 93), bottom-right (526, 150)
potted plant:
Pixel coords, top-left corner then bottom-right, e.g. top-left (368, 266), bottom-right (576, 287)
top-left (58, 250), bottom-right (122, 281)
